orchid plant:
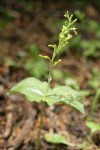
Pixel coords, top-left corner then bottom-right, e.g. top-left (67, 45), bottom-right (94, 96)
top-left (9, 12), bottom-right (84, 150)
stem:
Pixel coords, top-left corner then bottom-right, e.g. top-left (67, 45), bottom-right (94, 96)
top-left (35, 52), bottom-right (56, 150)
top-left (45, 63), bottom-right (52, 93)
top-left (35, 101), bottom-right (45, 150)
top-left (45, 52), bottom-right (56, 94)
top-left (90, 88), bottom-right (100, 114)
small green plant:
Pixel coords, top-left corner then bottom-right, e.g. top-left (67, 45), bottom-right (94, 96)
top-left (25, 43), bottom-right (48, 78)
top-left (86, 121), bottom-right (100, 134)
top-left (9, 12), bottom-right (84, 150)
top-left (45, 133), bottom-right (73, 146)
top-left (84, 68), bottom-right (100, 146)
top-left (86, 120), bottom-right (100, 145)
top-left (88, 68), bottom-right (100, 114)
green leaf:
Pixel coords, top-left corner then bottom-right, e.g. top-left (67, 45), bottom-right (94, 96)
top-left (79, 90), bottom-right (91, 96)
top-left (86, 121), bottom-right (100, 133)
top-left (65, 78), bottom-right (79, 90)
top-left (9, 77), bottom-right (48, 103)
top-left (89, 79), bottom-right (100, 89)
top-left (28, 43), bottom-right (39, 60)
top-left (45, 133), bottom-right (69, 145)
top-left (46, 86), bottom-right (84, 113)
top-left (9, 78), bottom-right (84, 113)
top-left (25, 59), bottom-right (47, 78)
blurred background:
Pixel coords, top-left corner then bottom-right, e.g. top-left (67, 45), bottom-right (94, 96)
top-left (0, 1), bottom-right (100, 150)
top-left (0, 0), bottom-right (100, 81)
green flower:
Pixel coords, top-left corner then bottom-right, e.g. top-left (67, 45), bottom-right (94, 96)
top-left (57, 12), bottom-right (77, 53)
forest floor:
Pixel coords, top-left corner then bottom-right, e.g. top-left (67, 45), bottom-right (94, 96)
top-left (0, 1), bottom-right (100, 150)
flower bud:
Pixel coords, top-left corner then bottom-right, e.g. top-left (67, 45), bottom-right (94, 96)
top-left (39, 55), bottom-right (51, 61)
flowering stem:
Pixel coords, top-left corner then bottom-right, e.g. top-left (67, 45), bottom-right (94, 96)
top-left (35, 52), bottom-right (56, 150)
top-left (35, 12), bottom-right (77, 150)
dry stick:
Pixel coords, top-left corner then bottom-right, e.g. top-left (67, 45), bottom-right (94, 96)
top-left (4, 103), bottom-right (14, 139)
top-left (3, 112), bottom-right (13, 138)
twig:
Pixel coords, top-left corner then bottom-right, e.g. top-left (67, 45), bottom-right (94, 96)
top-left (3, 112), bottom-right (13, 138)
